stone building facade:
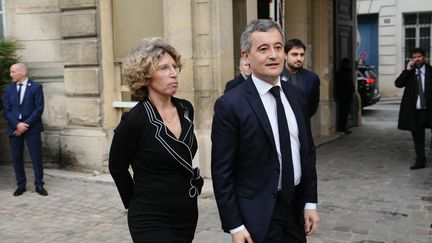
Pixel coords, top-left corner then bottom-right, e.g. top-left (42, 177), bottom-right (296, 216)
top-left (357, 0), bottom-right (432, 97)
top-left (0, 0), bottom-right (352, 178)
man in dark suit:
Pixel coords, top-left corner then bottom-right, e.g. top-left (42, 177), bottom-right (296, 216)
top-left (281, 39), bottom-right (320, 117)
top-left (395, 47), bottom-right (432, 170)
top-left (334, 58), bottom-right (355, 134)
top-left (3, 63), bottom-right (47, 196)
top-left (224, 57), bottom-right (251, 93)
top-left (211, 19), bottom-right (319, 243)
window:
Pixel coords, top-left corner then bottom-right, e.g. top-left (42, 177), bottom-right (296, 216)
top-left (111, 0), bottom-right (164, 109)
top-left (0, 0), bottom-right (4, 38)
top-left (404, 12), bottom-right (432, 64)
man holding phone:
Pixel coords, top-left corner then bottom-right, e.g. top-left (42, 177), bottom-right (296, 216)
top-left (395, 47), bottom-right (432, 169)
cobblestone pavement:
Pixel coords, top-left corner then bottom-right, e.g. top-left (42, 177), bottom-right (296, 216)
top-left (0, 98), bottom-right (431, 243)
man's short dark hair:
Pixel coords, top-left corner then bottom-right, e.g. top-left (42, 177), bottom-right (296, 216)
top-left (410, 47), bottom-right (426, 57)
top-left (284, 39), bottom-right (306, 54)
top-left (240, 19), bottom-right (284, 53)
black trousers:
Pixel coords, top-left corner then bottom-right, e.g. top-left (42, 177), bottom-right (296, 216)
top-left (336, 98), bottom-right (352, 132)
top-left (411, 109), bottom-right (432, 164)
top-left (264, 191), bottom-right (306, 243)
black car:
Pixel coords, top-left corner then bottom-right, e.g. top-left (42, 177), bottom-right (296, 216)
top-left (357, 65), bottom-right (380, 107)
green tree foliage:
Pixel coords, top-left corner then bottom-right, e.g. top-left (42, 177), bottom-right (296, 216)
top-left (0, 40), bottom-right (22, 90)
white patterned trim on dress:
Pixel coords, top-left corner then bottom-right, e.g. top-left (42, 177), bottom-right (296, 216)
top-left (143, 100), bottom-right (194, 175)
top-left (179, 102), bottom-right (194, 148)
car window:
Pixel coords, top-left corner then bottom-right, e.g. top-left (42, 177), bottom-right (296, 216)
top-left (365, 69), bottom-right (377, 79)
top-left (357, 67), bottom-right (377, 79)
top-left (368, 69), bottom-right (377, 79)
top-left (357, 68), bottom-right (366, 78)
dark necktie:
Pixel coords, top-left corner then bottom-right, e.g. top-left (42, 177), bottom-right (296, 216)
top-left (17, 83), bottom-right (23, 105)
top-left (417, 69), bottom-right (426, 109)
top-left (269, 86), bottom-right (294, 201)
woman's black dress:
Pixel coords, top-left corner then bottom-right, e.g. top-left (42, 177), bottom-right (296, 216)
top-left (109, 97), bottom-right (203, 243)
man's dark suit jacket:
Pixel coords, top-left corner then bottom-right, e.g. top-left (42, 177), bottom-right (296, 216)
top-left (395, 64), bottom-right (432, 131)
top-left (211, 77), bottom-right (317, 243)
top-left (3, 79), bottom-right (44, 136)
top-left (281, 67), bottom-right (320, 117)
top-left (224, 74), bottom-right (247, 93)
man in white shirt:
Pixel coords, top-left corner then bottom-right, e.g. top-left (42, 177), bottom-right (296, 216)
top-left (395, 47), bottom-right (432, 170)
top-left (3, 63), bottom-right (47, 196)
top-left (211, 19), bottom-right (319, 243)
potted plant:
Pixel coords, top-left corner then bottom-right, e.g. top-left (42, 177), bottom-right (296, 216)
top-left (0, 39), bottom-right (22, 92)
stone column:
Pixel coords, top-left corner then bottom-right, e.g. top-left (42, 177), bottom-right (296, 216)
top-left (59, 0), bottom-right (107, 170)
top-left (164, 0), bottom-right (234, 178)
top-left (312, 0), bottom-right (335, 137)
top-left (163, 0), bottom-right (195, 103)
top-left (284, 0), bottom-right (312, 44)
top-left (284, 0), bottom-right (336, 140)
top-left (193, 0), bottom-right (234, 178)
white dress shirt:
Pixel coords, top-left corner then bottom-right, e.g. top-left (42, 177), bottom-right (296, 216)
top-left (252, 75), bottom-right (301, 188)
top-left (16, 79), bottom-right (28, 105)
top-left (416, 65), bottom-right (426, 110)
top-left (16, 79), bottom-right (28, 120)
top-left (230, 75), bottom-right (316, 234)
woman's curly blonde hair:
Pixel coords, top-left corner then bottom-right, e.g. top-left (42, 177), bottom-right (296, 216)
top-left (122, 37), bottom-right (182, 98)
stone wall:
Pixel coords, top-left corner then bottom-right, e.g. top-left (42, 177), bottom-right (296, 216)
top-left (1, 0), bottom-right (108, 171)
top-left (357, 0), bottom-right (432, 98)
top-left (163, 0), bottom-right (234, 178)
top-left (58, 0), bottom-right (107, 170)
top-left (1, 0), bottom-right (339, 177)
top-left (1, 0), bottom-right (66, 166)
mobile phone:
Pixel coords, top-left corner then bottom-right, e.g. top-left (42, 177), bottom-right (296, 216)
top-left (409, 60), bottom-right (414, 69)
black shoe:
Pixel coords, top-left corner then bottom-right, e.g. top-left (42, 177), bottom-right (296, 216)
top-left (13, 186), bottom-right (26, 196)
top-left (35, 186), bottom-right (48, 196)
top-left (410, 163), bottom-right (426, 170)
top-left (343, 130), bottom-right (352, 135)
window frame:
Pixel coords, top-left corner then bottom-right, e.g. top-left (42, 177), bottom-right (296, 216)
top-left (403, 12), bottom-right (432, 65)
top-left (0, 0), bottom-right (5, 38)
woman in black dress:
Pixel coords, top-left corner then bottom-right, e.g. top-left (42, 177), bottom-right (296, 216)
top-left (109, 38), bottom-right (203, 243)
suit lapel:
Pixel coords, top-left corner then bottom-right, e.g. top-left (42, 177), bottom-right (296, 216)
top-left (142, 98), bottom-right (195, 177)
top-left (11, 83), bottom-right (20, 105)
top-left (425, 66), bottom-right (431, 99)
top-left (244, 78), bottom-right (276, 149)
top-left (244, 78), bottom-right (309, 166)
top-left (299, 69), bottom-right (309, 93)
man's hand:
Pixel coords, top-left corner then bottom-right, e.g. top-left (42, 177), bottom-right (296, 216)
top-left (232, 228), bottom-right (254, 243)
top-left (304, 209), bottom-right (320, 236)
top-left (16, 122), bottom-right (29, 134)
top-left (13, 130), bottom-right (22, 136)
top-left (407, 59), bottom-right (415, 70)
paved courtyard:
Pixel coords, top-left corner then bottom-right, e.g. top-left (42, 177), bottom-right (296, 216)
top-left (0, 98), bottom-right (431, 242)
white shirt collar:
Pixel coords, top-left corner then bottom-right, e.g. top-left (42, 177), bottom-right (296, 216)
top-left (17, 78), bottom-right (28, 86)
top-left (251, 74), bottom-right (281, 96)
top-left (416, 65), bottom-right (426, 75)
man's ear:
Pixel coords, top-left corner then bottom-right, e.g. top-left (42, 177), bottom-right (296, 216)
top-left (241, 51), bottom-right (249, 64)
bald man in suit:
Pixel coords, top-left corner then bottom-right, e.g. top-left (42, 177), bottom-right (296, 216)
top-left (3, 63), bottom-right (47, 196)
